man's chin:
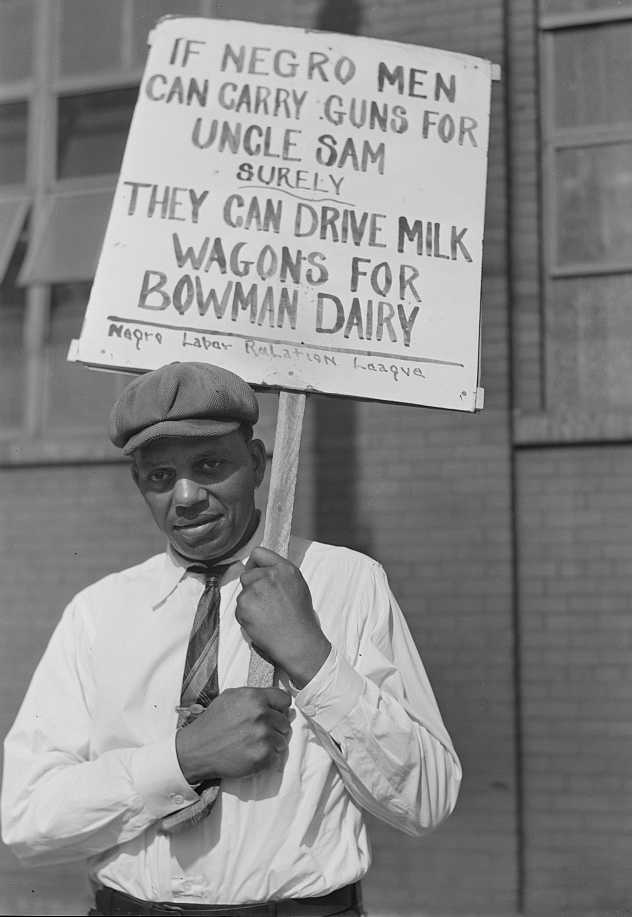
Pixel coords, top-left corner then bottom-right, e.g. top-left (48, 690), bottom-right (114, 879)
top-left (171, 525), bottom-right (230, 562)
top-left (169, 511), bottom-right (258, 563)
top-left (173, 538), bottom-right (229, 563)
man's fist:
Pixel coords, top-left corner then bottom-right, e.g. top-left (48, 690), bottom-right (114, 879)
top-left (237, 547), bottom-right (331, 689)
top-left (175, 687), bottom-right (292, 784)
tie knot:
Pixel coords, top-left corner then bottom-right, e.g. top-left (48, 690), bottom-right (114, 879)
top-left (186, 562), bottom-right (231, 584)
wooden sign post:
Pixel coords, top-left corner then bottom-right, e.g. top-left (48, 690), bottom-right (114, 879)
top-left (249, 390), bottom-right (306, 687)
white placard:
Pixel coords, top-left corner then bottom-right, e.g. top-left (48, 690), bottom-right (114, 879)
top-left (71, 17), bottom-right (495, 411)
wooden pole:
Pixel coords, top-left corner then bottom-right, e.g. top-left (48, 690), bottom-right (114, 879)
top-left (247, 390), bottom-right (306, 688)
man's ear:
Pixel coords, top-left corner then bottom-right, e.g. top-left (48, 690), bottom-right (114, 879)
top-left (249, 438), bottom-right (267, 487)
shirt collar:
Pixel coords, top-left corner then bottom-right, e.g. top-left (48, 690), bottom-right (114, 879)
top-left (152, 512), bottom-right (264, 609)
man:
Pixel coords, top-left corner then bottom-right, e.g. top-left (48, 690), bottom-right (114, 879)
top-left (2, 361), bottom-right (461, 917)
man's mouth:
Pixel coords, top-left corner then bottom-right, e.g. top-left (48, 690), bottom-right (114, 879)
top-left (174, 515), bottom-right (221, 534)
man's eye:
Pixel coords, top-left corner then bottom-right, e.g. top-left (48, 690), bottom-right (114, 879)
top-left (147, 469), bottom-right (173, 485)
top-left (200, 460), bottom-right (224, 474)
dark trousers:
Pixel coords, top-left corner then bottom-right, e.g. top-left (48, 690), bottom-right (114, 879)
top-left (89, 882), bottom-right (363, 917)
top-left (89, 909), bottom-right (360, 917)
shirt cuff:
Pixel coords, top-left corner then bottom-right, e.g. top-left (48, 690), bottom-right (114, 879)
top-left (294, 646), bottom-right (365, 734)
top-left (130, 735), bottom-right (200, 819)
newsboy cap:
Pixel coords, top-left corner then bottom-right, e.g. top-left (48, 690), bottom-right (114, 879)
top-left (109, 362), bottom-right (259, 455)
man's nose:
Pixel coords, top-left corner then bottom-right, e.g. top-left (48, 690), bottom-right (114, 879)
top-left (173, 477), bottom-right (207, 509)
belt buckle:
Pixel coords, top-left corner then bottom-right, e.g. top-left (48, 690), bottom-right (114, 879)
top-left (149, 904), bottom-right (184, 916)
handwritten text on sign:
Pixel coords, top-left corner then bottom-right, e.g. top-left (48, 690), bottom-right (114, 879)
top-left (72, 18), bottom-right (494, 411)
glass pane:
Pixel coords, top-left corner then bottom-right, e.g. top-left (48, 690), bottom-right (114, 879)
top-left (214, 0), bottom-right (288, 23)
top-left (20, 189), bottom-right (112, 285)
top-left (541, 0), bottom-right (632, 15)
top-left (45, 283), bottom-right (121, 432)
top-left (0, 101), bottom-right (28, 184)
top-left (57, 89), bottom-right (136, 178)
top-left (0, 197), bottom-right (29, 281)
top-left (0, 234), bottom-right (27, 431)
top-left (132, 0), bottom-right (204, 66)
top-left (554, 22), bottom-right (632, 128)
top-left (0, 0), bottom-right (34, 82)
top-left (555, 143), bottom-right (632, 265)
top-left (547, 273), bottom-right (632, 410)
top-left (59, 0), bottom-right (125, 76)
top-left (0, 299), bottom-right (23, 429)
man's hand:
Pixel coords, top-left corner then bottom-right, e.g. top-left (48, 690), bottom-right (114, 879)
top-left (236, 547), bottom-right (332, 689)
top-left (175, 687), bottom-right (292, 785)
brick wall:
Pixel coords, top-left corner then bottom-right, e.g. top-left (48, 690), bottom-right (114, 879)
top-left (207, 4), bottom-right (520, 906)
top-left (517, 445), bottom-right (632, 914)
top-left (0, 464), bottom-right (163, 915)
top-left (351, 405), bottom-right (516, 914)
top-left (0, 1), bottom-right (520, 915)
top-left (508, 0), bottom-right (542, 413)
top-left (508, 0), bottom-right (632, 910)
top-left (308, 0), bottom-right (518, 913)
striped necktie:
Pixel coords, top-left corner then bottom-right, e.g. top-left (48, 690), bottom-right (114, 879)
top-left (161, 563), bottom-right (230, 834)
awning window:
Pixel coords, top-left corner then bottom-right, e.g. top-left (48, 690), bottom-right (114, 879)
top-left (0, 195), bottom-right (29, 283)
top-left (19, 186), bottom-right (113, 285)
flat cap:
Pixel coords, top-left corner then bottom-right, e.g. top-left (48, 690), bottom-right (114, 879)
top-left (109, 362), bottom-right (259, 455)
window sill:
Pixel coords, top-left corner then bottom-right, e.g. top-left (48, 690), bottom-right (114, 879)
top-left (514, 409), bottom-right (632, 446)
top-left (0, 435), bottom-right (125, 467)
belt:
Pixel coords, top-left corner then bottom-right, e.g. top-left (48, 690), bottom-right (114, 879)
top-left (93, 883), bottom-right (360, 916)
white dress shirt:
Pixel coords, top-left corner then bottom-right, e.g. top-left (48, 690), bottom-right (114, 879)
top-left (2, 523), bottom-right (461, 905)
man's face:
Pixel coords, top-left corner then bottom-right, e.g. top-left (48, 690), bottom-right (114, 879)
top-left (132, 432), bottom-right (266, 562)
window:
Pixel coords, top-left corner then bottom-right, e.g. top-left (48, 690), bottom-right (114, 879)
top-left (45, 284), bottom-right (121, 434)
top-left (59, 1), bottom-right (129, 77)
top-left (544, 18), bottom-right (632, 274)
top-left (0, 1), bottom-right (33, 443)
top-left (0, 1), bottom-right (213, 458)
top-left (0, 198), bottom-right (29, 280)
top-left (58, 0), bottom-right (204, 77)
top-left (0, 0), bottom-right (34, 84)
top-left (0, 232), bottom-right (27, 432)
top-left (0, 102), bottom-right (28, 185)
top-left (541, 3), bottom-right (632, 410)
top-left (57, 88), bottom-right (137, 179)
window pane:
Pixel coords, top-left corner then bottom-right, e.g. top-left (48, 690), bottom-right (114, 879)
top-left (59, 0), bottom-right (125, 76)
top-left (0, 299), bottom-right (23, 429)
top-left (0, 235), bottom-right (27, 431)
top-left (555, 143), bottom-right (632, 265)
top-left (547, 273), bottom-right (632, 409)
top-left (0, 101), bottom-right (28, 184)
top-left (131, 1), bottom-right (204, 66)
top-left (0, 0), bottom-right (34, 83)
top-left (57, 89), bottom-right (136, 179)
top-left (554, 23), bottom-right (632, 128)
top-left (0, 197), bottom-right (29, 281)
top-left (20, 189), bottom-right (112, 285)
top-left (45, 284), bottom-right (121, 432)
top-left (215, 0), bottom-right (288, 23)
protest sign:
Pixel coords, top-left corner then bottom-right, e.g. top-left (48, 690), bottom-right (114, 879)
top-left (70, 17), bottom-right (496, 412)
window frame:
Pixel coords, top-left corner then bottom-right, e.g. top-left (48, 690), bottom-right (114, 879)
top-left (515, 2), bottom-right (632, 444)
top-left (540, 6), bottom-right (632, 279)
top-left (0, 0), bottom-right (214, 464)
